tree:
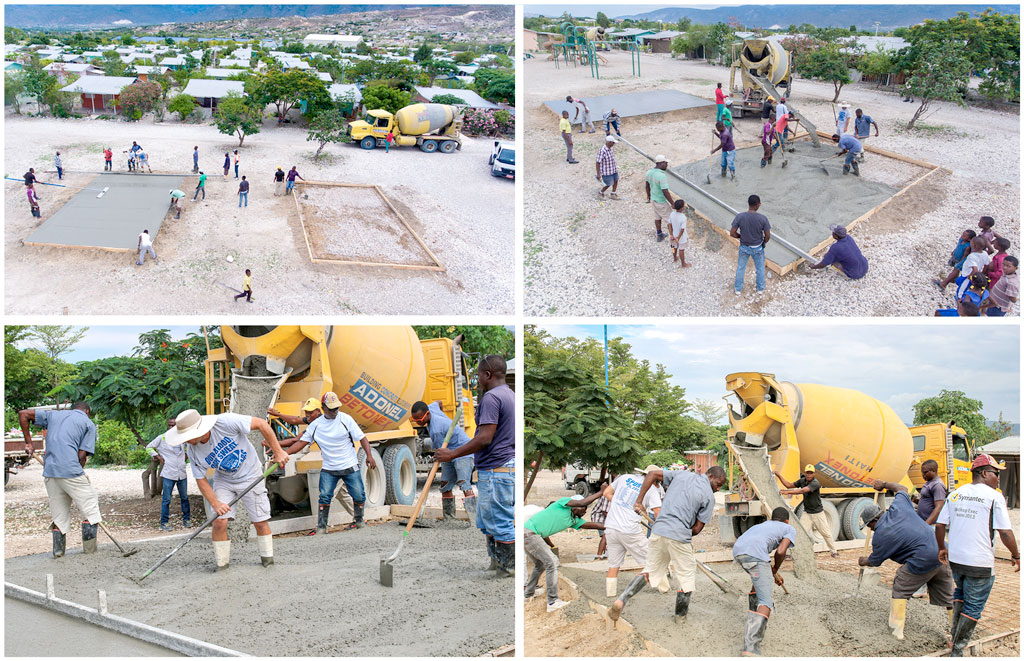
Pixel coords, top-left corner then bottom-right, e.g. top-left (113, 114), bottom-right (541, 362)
top-left (165, 37), bottom-right (175, 46)
top-left (118, 80), bottom-right (161, 120)
top-left (120, 34), bottom-right (136, 46)
top-left (246, 68), bottom-right (329, 124)
top-left (360, 84), bottom-right (410, 114)
top-left (422, 59), bottom-right (458, 86)
top-left (800, 45), bottom-right (851, 102)
top-left (306, 107), bottom-right (353, 157)
top-left (987, 412), bottom-right (1014, 442)
top-left (706, 22), bottom-right (735, 61)
top-left (413, 326), bottom-right (514, 361)
top-left (22, 59), bottom-right (59, 113)
top-left (692, 399), bottom-right (725, 426)
top-left (857, 46), bottom-right (896, 88)
top-left (413, 43), bottom-right (432, 63)
top-left (596, 12), bottom-right (610, 28)
top-left (99, 49), bottom-right (127, 76)
top-left (902, 43), bottom-right (970, 129)
top-left (676, 17), bottom-right (692, 32)
top-left (5, 326), bottom-right (67, 413)
top-left (431, 92), bottom-right (468, 105)
top-left (453, 51), bottom-right (476, 65)
top-left (25, 326), bottom-right (88, 404)
top-left (356, 40), bottom-right (372, 56)
top-left (5, 26), bottom-right (26, 42)
top-left (168, 92), bottom-right (196, 121)
top-left (148, 70), bottom-right (173, 99)
top-left (5, 72), bottom-right (26, 114)
top-left (215, 92), bottom-right (263, 146)
top-left (912, 390), bottom-right (991, 446)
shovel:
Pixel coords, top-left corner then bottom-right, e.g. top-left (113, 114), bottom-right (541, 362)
top-left (380, 400), bottom-right (463, 587)
top-left (818, 153), bottom-right (844, 176)
top-left (704, 133), bottom-right (715, 185)
top-left (855, 490), bottom-right (884, 595)
top-left (135, 463), bottom-right (277, 583)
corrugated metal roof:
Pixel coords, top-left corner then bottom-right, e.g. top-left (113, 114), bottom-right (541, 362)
top-left (60, 76), bottom-right (138, 94)
top-left (182, 79), bottom-right (245, 98)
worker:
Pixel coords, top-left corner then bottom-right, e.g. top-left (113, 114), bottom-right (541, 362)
top-left (192, 146), bottom-right (199, 173)
top-left (733, 507), bottom-right (796, 656)
top-left (603, 107), bottom-right (621, 136)
top-left (410, 399), bottom-right (477, 519)
top-left (273, 167), bottom-right (286, 195)
top-left (286, 165), bottom-right (304, 193)
top-left (566, 95), bottom-right (594, 133)
top-left (233, 269), bottom-right (252, 303)
top-left (853, 108), bottom-right (878, 162)
top-left (435, 356), bottom-right (514, 574)
top-left (129, 141), bottom-right (143, 160)
top-left (165, 408), bottom-right (288, 569)
top-left (169, 189), bottom-right (186, 219)
top-left (775, 465), bottom-right (839, 557)
top-left (775, 97), bottom-right (790, 140)
top-left (831, 133), bottom-right (863, 177)
top-left (18, 403), bottom-right (102, 559)
top-left (730, 194), bottom-right (771, 297)
top-left (936, 454), bottom-right (1020, 656)
top-left (721, 98), bottom-right (734, 128)
top-left (137, 229), bottom-right (157, 265)
top-left (714, 82), bottom-right (728, 122)
top-left (760, 112), bottom-right (775, 168)
top-left (916, 459), bottom-right (946, 525)
top-left (23, 167), bottom-right (36, 187)
top-left (602, 467), bottom-right (661, 598)
top-left (192, 171), bottom-right (207, 201)
top-left (237, 175), bottom-right (249, 208)
top-left (857, 478), bottom-right (954, 641)
top-left (608, 465), bottom-right (726, 623)
top-left (54, 151), bottom-right (63, 179)
top-left (643, 467), bottom-right (666, 536)
top-left (223, 152), bottom-right (231, 178)
top-left (808, 225), bottom-right (868, 279)
top-left (836, 102), bottom-right (851, 136)
top-left (712, 121), bottom-right (736, 180)
top-left (595, 135), bottom-right (620, 199)
top-left (645, 155), bottom-right (674, 242)
top-left (27, 184), bottom-right (41, 218)
top-left (559, 110), bottom-right (577, 164)
top-left (774, 109), bottom-right (793, 154)
top-left (760, 96), bottom-right (774, 122)
top-left (267, 398), bottom-right (322, 454)
top-left (233, 150), bottom-right (240, 179)
top-left (524, 491), bottom-right (606, 612)
top-left (146, 418), bottom-right (192, 531)
top-left (138, 149), bottom-right (152, 173)
top-left (591, 483), bottom-right (611, 559)
top-left (104, 147), bottom-right (113, 171)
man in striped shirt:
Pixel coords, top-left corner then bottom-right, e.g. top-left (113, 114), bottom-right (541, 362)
top-left (595, 136), bottom-right (620, 199)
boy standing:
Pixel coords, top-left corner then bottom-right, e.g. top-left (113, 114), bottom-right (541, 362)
top-left (146, 419), bottom-right (192, 531)
top-left (234, 269), bottom-right (253, 302)
top-left (668, 199), bottom-right (691, 268)
top-left (560, 110), bottom-right (576, 164)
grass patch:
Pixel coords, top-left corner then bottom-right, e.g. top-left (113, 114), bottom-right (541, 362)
top-left (524, 228), bottom-right (543, 288)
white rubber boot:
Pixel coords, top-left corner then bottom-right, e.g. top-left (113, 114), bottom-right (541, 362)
top-left (213, 540), bottom-right (231, 571)
top-left (606, 577), bottom-right (617, 598)
top-left (258, 535), bottom-right (274, 567)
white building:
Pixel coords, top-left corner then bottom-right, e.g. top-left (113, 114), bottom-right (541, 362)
top-left (302, 34), bottom-right (363, 49)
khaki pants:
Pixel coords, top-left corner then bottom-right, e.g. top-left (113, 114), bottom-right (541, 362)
top-left (274, 180), bottom-right (284, 196)
top-left (645, 533), bottom-right (696, 593)
top-left (45, 475), bottom-right (102, 534)
top-left (801, 510), bottom-right (836, 552)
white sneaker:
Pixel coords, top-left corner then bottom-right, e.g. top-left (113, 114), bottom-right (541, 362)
top-left (547, 599), bottom-right (570, 612)
top-left (525, 592), bottom-right (538, 601)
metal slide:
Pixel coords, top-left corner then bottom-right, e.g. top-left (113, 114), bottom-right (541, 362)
top-left (751, 75), bottom-right (820, 147)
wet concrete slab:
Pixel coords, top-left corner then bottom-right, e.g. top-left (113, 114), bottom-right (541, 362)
top-left (24, 173), bottom-right (184, 251)
top-left (544, 90), bottom-right (714, 120)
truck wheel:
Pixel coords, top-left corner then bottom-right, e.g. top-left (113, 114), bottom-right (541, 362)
top-left (358, 447), bottom-right (386, 508)
top-left (573, 480), bottom-right (592, 497)
top-left (834, 498), bottom-right (854, 541)
top-left (439, 140), bottom-right (458, 154)
top-left (795, 500), bottom-right (841, 543)
top-left (360, 137), bottom-right (376, 150)
top-left (419, 140), bottom-right (438, 153)
top-left (733, 515), bottom-right (759, 538)
top-left (383, 445), bottom-right (416, 506)
top-left (841, 497), bottom-right (876, 541)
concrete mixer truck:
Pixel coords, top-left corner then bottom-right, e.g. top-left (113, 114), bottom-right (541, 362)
top-left (202, 325), bottom-right (477, 531)
top-left (347, 103), bottom-right (463, 154)
top-left (720, 372), bottom-right (978, 545)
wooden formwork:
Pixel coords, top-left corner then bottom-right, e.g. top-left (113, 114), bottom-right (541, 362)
top-left (291, 181), bottom-right (445, 272)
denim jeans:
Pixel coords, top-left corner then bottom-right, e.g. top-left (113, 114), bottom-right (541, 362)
top-left (476, 461), bottom-right (514, 542)
top-left (238, 192), bottom-right (247, 207)
top-left (736, 244), bottom-right (766, 293)
top-left (439, 455), bottom-right (474, 492)
top-left (318, 468), bottom-right (365, 506)
top-left (234, 164), bottom-right (239, 179)
top-left (736, 553), bottom-right (775, 609)
top-left (605, 119), bottom-right (620, 135)
top-left (286, 179), bottom-right (295, 193)
top-left (845, 151), bottom-right (858, 167)
top-left (721, 149), bottom-right (735, 172)
top-left (952, 569), bottom-right (995, 620)
top-left (160, 477), bottom-right (190, 525)
top-left (524, 530), bottom-right (559, 603)
top-left (985, 307), bottom-right (1007, 317)
top-left (716, 104), bottom-right (724, 121)
top-left (193, 185), bottom-right (205, 201)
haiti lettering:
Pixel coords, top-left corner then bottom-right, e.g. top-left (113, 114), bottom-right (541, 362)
top-left (347, 376), bottom-right (408, 423)
top-left (207, 436), bottom-right (247, 474)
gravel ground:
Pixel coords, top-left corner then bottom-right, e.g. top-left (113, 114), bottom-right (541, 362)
top-left (5, 112), bottom-right (513, 315)
top-left (524, 52), bottom-right (1019, 317)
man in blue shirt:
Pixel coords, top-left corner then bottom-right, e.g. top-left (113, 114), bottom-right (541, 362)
top-left (854, 108), bottom-right (878, 162)
top-left (733, 507), bottom-right (796, 656)
top-left (858, 479), bottom-right (953, 641)
top-left (809, 224), bottom-right (869, 279)
top-left (18, 403), bottom-right (102, 558)
top-left (411, 399), bottom-right (475, 520)
top-left (831, 133), bottom-right (863, 176)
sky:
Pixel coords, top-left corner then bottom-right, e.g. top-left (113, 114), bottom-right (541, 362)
top-left (534, 324), bottom-right (1021, 424)
top-left (527, 5), bottom-right (690, 17)
top-left (16, 326), bottom-right (200, 362)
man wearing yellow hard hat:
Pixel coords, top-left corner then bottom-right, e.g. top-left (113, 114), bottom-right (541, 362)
top-left (775, 464), bottom-right (839, 557)
top-left (267, 398), bottom-right (322, 455)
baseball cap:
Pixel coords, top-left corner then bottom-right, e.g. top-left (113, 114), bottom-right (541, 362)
top-left (640, 464), bottom-right (661, 474)
top-left (971, 453), bottom-right (1006, 471)
top-left (301, 397), bottom-right (320, 412)
top-left (859, 503), bottom-right (882, 530)
top-left (655, 154), bottom-right (668, 163)
top-left (804, 464), bottom-right (816, 472)
top-left (725, 98), bottom-right (732, 106)
top-left (605, 135), bottom-right (618, 143)
top-left (321, 391), bottom-right (342, 409)
top-left (829, 224), bottom-right (848, 238)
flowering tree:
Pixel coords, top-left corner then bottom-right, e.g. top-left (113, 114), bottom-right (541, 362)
top-left (119, 80), bottom-right (161, 120)
top-left (462, 108), bottom-right (514, 137)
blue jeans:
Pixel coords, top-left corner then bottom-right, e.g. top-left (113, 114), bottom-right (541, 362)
top-left (234, 164), bottom-right (239, 178)
top-left (736, 554), bottom-right (775, 610)
top-left (238, 192), bottom-right (247, 207)
top-left (952, 569), bottom-right (995, 620)
top-left (721, 149), bottom-right (735, 172)
top-left (286, 179), bottom-right (295, 193)
top-left (985, 307), bottom-right (1006, 316)
top-left (56, 166), bottom-right (63, 179)
top-left (318, 469), bottom-right (365, 506)
top-left (160, 477), bottom-right (190, 525)
top-left (605, 119), bottom-right (620, 135)
top-left (845, 151), bottom-right (858, 167)
top-left (476, 462), bottom-right (514, 543)
top-left (193, 185), bottom-right (205, 200)
top-left (735, 244), bottom-right (766, 293)
top-left (440, 455), bottom-right (474, 493)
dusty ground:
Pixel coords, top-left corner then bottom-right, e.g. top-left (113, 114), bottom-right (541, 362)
top-left (524, 470), bottom-right (1020, 657)
top-left (5, 112), bottom-right (513, 315)
top-left (523, 51), bottom-right (1019, 317)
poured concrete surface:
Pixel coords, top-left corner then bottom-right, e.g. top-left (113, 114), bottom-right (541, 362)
top-left (5, 598), bottom-right (181, 657)
top-left (564, 562), bottom-right (949, 657)
top-left (544, 90), bottom-right (714, 120)
top-left (24, 173), bottom-right (184, 251)
top-left (670, 143), bottom-right (898, 267)
top-left (5, 522), bottom-right (512, 656)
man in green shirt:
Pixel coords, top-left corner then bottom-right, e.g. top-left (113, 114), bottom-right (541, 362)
top-left (645, 156), bottom-right (675, 242)
top-left (192, 171), bottom-right (207, 201)
top-left (525, 492), bottom-right (605, 611)
top-left (721, 99), bottom-right (734, 128)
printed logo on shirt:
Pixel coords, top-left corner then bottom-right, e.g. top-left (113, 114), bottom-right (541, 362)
top-left (206, 436), bottom-right (247, 474)
top-left (612, 476), bottom-right (643, 511)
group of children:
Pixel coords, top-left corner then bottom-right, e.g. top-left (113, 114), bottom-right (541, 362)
top-left (935, 216), bottom-right (1018, 316)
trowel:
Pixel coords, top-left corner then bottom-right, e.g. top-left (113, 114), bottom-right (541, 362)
top-left (380, 401), bottom-right (462, 587)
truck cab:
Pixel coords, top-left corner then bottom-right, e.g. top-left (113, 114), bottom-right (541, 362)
top-left (347, 109), bottom-right (397, 150)
top-left (562, 463), bottom-right (606, 496)
top-left (490, 140), bottom-right (515, 179)
top-left (907, 422), bottom-right (975, 492)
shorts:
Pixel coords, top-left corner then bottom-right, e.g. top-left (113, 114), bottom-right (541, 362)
top-left (606, 526), bottom-right (649, 568)
top-left (651, 201), bottom-right (672, 222)
top-left (214, 477), bottom-right (271, 523)
top-left (673, 232), bottom-right (689, 249)
top-left (601, 173), bottom-right (619, 186)
top-left (892, 562), bottom-right (954, 606)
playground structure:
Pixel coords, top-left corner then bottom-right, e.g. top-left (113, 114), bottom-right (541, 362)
top-left (546, 23), bottom-right (643, 79)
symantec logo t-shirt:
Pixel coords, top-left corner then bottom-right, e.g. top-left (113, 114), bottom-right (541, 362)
top-left (936, 482), bottom-right (1012, 570)
top-left (187, 413), bottom-right (261, 485)
top-left (605, 474), bottom-right (644, 535)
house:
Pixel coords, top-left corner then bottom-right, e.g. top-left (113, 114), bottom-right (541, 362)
top-left (328, 83), bottom-right (361, 115)
top-left (413, 86), bottom-right (499, 109)
top-left (159, 56), bottom-right (189, 70)
top-left (302, 34), bottom-right (363, 49)
top-left (978, 437), bottom-right (1019, 509)
top-left (182, 79), bottom-right (245, 108)
top-left (230, 47), bottom-right (253, 61)
top-left (5, 61), bottom-right (24, 73)
top-left (218, 58), bottom-right (250, 68)
top-left (607, 28), bottom-right (656, 45)
top-left (642, 31), bottom-right (684, 54)
top-left (43, 62), bottom-right (102, 84)
top-left (205, 67), bottom-right (250, 80)
top-left (131, 65), bottom-right (171, 81)
top-left (52, 53), bottom-right (85, 64)
top-left (313, 71), bottom-right (332, 83)
top-left (59, 75), bottom-right (139, 114)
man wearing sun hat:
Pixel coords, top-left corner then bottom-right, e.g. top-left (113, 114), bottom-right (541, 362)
top-left (935, 454), bottom-right (1020, 656)
top-left (776, 464), bottom-right (839, 557)
top-left (166, 408), bottom-right (288, 570)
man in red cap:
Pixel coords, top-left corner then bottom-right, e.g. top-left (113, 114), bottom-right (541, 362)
top-left (935, 453), bottom-right (1019, 656)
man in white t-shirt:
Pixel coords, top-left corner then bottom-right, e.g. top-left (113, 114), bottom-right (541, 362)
top-left (936, 454), bottom-right (1019, 656)
top-left (602, 465), bottom-right (662, 597)
top-left (165, 408), bottom-right (288, 570)
top-left (296, 391), bottom-right (376, 534)
top-left (137, 229), bottom-right (156, 266)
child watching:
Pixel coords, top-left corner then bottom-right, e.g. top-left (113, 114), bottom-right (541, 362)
top-left (982, 256), bottom-right (1019, 317)
top-left (935, 299), bottom-right (980, 317)
top-left (667, 199), bottom-right (691, 268)
top-left (937, 236), bottom-right (990, 291)
top-left (959, 272), bottom-right (990, 309)
top-left (983, 237), bottom-right (1011, 287)
top-left (977, 216), bottom-right (997, 253)
top-left (949, 229), bottom-right (976, 268)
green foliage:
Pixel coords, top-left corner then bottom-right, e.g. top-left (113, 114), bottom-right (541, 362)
top-left (22, 58), bottom-right (60, 114)
top-left (245, 68), bottom-right (330, 123)
top-left (118, 80), bottom-right (162, 118)
top-left (5, 26), bottom-right (26, 43)
top-left (5, 326), bottom-right (71, 412)
top-left (800, 45), bottom-right (852, 102)
top-left (306, 107), bottom-right (353, 157)
top-left (356, 40), bottom-right (372, 56)
top-left (903, 43), bottom-right (971, 128)
top-left (413, 43), bottom-right (433, 63)
top-left (646, 449), bottom-right (687, 468)
top-left (453, 51), bottom-right (476, 65)
top-left (349, 59), bottom-right (418, 86)
top-left (431, 93), bottom-right (467, 105)
top-left (24, 326), bottom-right (88, 403)
top-left (691, 398), bottom-right (726, 426)
top-left (99, 50), bottom-right (127, 76)
top-left (857, 46), bottom-right (897, 86)
top-left (421, 58), bottom-right (459, 85)
top-left (90, 419), bottom-right (150, 466)
top-left (595, 12), bottom-right (610, 29)
top-left (912, 390), bottom-right (992, 446)
top-left (472, 67), bottom-right (514, 105)
top-left (360, 84), bottom-right (410, 114)
top-left (168, 92), bottom-right (196, 120)
top-left (413, 326), bottom-right (514, 362)
top-left (5, 72), bottom-right (26, 114)
top-left (214, 91), bottom-right (263, 146)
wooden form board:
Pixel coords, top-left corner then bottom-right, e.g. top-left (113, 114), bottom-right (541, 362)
top-left (292, 181), bottom-right (445, 272)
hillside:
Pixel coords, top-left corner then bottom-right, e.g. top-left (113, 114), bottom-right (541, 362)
top-left (6, 5), bottom-right (406, 29)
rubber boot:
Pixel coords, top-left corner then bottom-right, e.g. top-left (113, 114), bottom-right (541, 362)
top-left (213, 540), bottom-right (230, 571)
top-left (852, 161), bottom-right (860, 177)
top-left (950, 600), bottom-right (963, 637)
top-left (950, 615), bottom-right (978, 657)
top-left (344, 502), bottom-right (365, 530)
top-left (486, 535), bottom-right (498, 570)
top-left (843, 165), bottom-right (851, 176)
top-left (721, 168), bottom-right (727, 178)
top-left (673, 591), bottom-right (691, 624)
top-left (606, 577), bottom-right (617, 598)
top-left (310, 503), bottom-right (329, 535)
top-left (495, 541), bottom-right (514, 576)
top-left (608, 574), bottom-right (646, 621)
top-left (442, 497), bottom-right (456, 520)
top-left (742, 611), bottom-right (768, 656)
top-left (760, 158), bottom-right (766, 168)
top-left (888, 598), bottom-right (907, 640)
top-left (748, 589), bottom-right (758, 611)
top-left (82, 521), bottom-right (98, 554)
top-left (463, 495), bottom-right (477, 521)
top-left (52, 529), bottom-right (66, 558)
top-left (258, 534), bottom-right (274, 567)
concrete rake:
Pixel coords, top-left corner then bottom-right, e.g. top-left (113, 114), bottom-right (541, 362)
top-left (4, 176), bottom-right (110, 198)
